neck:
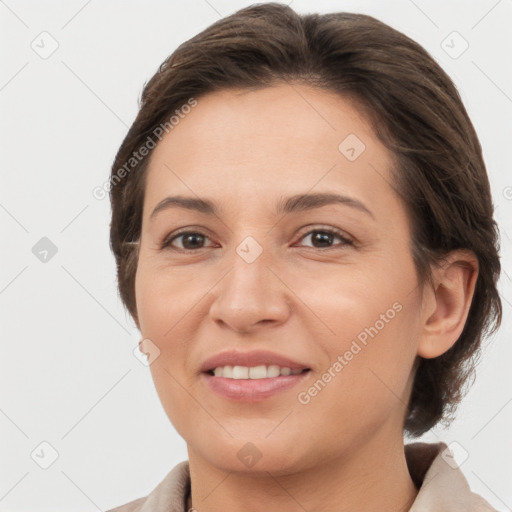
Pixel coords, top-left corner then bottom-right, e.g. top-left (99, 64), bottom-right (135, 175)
top-left (187, 432), bottom-right (418, 512)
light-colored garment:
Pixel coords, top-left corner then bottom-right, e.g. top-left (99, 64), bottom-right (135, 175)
top-left (106, 442), bottom-right (496, 511)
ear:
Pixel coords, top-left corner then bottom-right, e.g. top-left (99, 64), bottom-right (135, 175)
top-left (417, 250), bottom-right (479, 359)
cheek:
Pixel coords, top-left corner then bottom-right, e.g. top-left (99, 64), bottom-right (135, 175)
top-left (135, 256), bottom-right (202, 337)
top-left (135, 260), bottom-right (208, 430)
top-left (300, 261), bottom-right (421, 408)
top-left (302, 289), bottom-right (421, 431)
top-left (135, 267), bottom-right (201, 377)
top-left (136, 287), bottom-right (196, 439)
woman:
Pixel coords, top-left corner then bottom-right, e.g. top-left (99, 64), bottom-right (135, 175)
top-left (106, 3), bottom-right (502, 511)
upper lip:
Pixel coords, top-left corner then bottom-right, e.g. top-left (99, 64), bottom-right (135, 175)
top-left (200, 350), bottom-right (310, 373)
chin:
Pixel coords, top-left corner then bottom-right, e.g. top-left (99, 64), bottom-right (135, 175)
top-left (190, 434), bottom-right (309, 475)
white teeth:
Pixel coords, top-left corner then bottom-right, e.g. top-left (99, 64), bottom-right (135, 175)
top-left (233, 365), bottom-right (249, 379)
top-left (210, 365), bottom-right (305, 379)
top-left (249, 365), bottom-right (267, 379)
top-left (267, 364), bottom-right (280, 378)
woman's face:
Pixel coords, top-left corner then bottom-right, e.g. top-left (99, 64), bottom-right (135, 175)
top-left (135, 84), bottom-right (425, 474)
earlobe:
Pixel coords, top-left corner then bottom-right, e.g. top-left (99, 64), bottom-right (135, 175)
top-left (417, 250), bottom-right (479, 359)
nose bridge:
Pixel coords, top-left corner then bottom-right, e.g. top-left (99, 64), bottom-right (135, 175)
top-left (209, 234), bottom-right (290, 332)
top-left (231, 237), bottom-right (271, 291)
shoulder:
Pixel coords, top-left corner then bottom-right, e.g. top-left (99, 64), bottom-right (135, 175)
top-left (105, 461), bottom-right (190, 512)
top-left (406, 442), bottom-right (497, 511)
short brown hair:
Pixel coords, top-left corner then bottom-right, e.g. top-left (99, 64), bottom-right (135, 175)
top-left (109, 3), bottom-right (502, 436)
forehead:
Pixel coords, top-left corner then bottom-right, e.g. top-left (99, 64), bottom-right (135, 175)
top-left (143, 84), bottom-right (398, 220)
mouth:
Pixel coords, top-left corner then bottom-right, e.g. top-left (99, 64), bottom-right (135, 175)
top-left (205, 365), bottom-right (310, 379)
top-left (200, 353), bottom-right (312, 401)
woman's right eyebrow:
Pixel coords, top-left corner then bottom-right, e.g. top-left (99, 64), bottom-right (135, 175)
top-left (150, 196), bottom-right (215, 221)
top-left (149, 192), bottom-right (374, 222)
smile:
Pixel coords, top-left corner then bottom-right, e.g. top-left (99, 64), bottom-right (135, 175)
top-left (208, 365), bottom-right (306, 379)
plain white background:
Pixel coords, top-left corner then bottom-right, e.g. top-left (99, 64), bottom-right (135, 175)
top-left (1, 0), bottom-right (511, 510)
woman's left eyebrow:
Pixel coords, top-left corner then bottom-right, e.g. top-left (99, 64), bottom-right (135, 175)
top-left (149, 192), bottom-right (374, 221)
top-left (276, 192), bottom-right (374, 219)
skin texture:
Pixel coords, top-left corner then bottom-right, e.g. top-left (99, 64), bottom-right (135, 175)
top-left (134, 84), bottom-right (478, 512)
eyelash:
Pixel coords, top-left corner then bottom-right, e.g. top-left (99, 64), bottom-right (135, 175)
top-left (160, 227), bottom-right (353, 253)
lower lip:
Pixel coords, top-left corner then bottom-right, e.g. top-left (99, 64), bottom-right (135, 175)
top-left (202, 371), bottom-right (311, 402)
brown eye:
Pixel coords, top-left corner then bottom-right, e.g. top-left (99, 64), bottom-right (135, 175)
top-left (298, 229), bottom-right (352, 249)
top-left (161, 231), bottom-right (212, 251)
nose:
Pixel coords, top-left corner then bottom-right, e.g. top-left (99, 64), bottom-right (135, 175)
top-left (208, 249), bottom-right (292, 334)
